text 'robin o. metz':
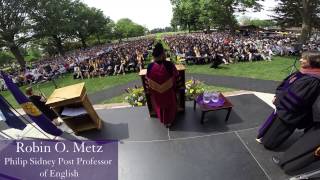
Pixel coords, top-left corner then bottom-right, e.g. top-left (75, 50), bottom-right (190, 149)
top-left (16, 141), bottom-right (104, 153)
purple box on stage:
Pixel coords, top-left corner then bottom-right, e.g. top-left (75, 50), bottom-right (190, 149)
top-left (0, 140), bottom-right (118, 180)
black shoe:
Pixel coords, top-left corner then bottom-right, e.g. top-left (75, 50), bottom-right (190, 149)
top-left (272, 156), bottom-right (280, 165)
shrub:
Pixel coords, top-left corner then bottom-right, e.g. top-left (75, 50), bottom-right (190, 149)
top-left (124, 79), bottom-right (205, 106)
top-left (125, 86), bottom-right (146, 106)
top-left (185, 79), bottom-right (205, 100)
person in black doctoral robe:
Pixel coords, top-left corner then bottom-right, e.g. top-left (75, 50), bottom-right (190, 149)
top-left (271, 94), bottom-right (320, 173)
top-left (257, 51), bottom-right (320, 150)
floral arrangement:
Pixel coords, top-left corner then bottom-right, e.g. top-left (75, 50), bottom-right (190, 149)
top-left (125, 86), bottom-right (146, 107)
top-left (185, 79), bottom-right (205, 100)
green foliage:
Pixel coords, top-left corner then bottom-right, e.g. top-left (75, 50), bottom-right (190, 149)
top-left (38, 38), bottom-right (60, 56)
top-left (104, 84), bottom-right (236, 105)
top-left (89, 17), bottom-right (115, 45)
top-left (27, 0), bottom-right (119, 54)
top-left (171, 0), bottom-right (202, 31)
top-left (63, 41), bottom-right (83, 52)
top-left (102, 20), bottom-right (116, 40)
top-left (274, 0), bottom-right (319, 28)
top-left (0, 0), bottom-right (148, 59)
top-left (184, 78), bottom-right (236, 100)
top-left (69, 1), bottom-right (110, 48)
top-left (273, 0), bottom-right (320, 43)
top-left (29, 0), bottom-right (75, 55)
top-left (150, 27), bottom-right (175, 34)
top-left (0, 51), bottom-right (14, 65)
top-left (0, 0), bottom-right (32, 46)
top-left (185, 79), bottom-right (205, 100)
top-left (124, 86), bottom-right (146, 107)
top-left (171, 0), bottom-right (261, 31)
top-left (25, 44), bottom-right (42, 62)
top-left (0, 0), bottom-right (34, 67)
top-left (240, 17), bottom-right (276, 28)
top-left (114, 18), bottom-right (146, 40)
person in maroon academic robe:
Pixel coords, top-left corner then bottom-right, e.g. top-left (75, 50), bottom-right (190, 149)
top-left (146, 43), bottom-right (178, 127)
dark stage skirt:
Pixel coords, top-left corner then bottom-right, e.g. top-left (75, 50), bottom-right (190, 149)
top-left (261, 115), bottom-right (295, 150)
top-left (280, 126), bottom-right (320, 173)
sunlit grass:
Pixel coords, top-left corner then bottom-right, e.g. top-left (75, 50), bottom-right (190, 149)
top-left (0, 73), bottom-right (139, 108)
top-left (186, 56), bottom-right (299, 81)
top-left (103, 84), bottom-right (237, 105)
top-left (1, 56), bottom-right (298, 107)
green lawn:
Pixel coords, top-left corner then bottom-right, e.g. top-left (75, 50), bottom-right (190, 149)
top-left (1, 56), bottom-right (298, 107)
top-left (103, 84), bottom-right (237, 105)
top-left (103, 93), bottom-right (128, 104)
top-left (203, 85), bottom-right (237, 92)
top-left (0, 73), bottom-right (139, 108)
top-left (186, 56), bottom-right (299, 81)
top-left (155, 31), bottom-right (187, 38)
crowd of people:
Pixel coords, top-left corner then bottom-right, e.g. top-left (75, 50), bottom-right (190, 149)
top-left (164, 32), bottom-right (320, 68)
top-left (0, 38), bottom-right (154, 91)
top-left (1, 32), bottom-right (320, 91)
top-left (71, 39), bottom-right (153, 79)
top-left (2, 31), bottom-right (320, 175)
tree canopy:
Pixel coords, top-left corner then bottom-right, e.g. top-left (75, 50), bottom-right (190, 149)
top-left (0, 0), bottom-right (146, 67)
top-left (240, 17), bottom-right (276, 28)
top-left (273, 0), bottom-right (320, 43)
top-left (0, 0), bottom-right (34, 68)
top-left (171, 0), bottom-right (262, 32)
top-left (114, 18), bottom-right (146, 40)
top-left (70, 1), bottom-right (110, 48)
top-left (30, 0), bottom-right (75, 55)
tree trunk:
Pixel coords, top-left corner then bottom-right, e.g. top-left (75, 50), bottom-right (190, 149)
top-left (96, 34), bottom-right (101, 44)
top-left (9, 44), bottom-right (25, 68)
top-left (227, 5), bottom-right (236, 34)
top-left (80, 37), bottom-right (87, 49)
top-left (229, 22), bottom-right (236, 34)
top-left (52, 35), bottom-right (65, 56)
top-left (299, 0), bottom-right (312, 44)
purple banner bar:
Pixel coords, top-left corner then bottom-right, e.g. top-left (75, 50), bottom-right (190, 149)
top-left (0, 140), bottom-right (118, 180)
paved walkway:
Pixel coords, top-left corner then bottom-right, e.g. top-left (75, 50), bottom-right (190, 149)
top-left (88, 73), bottom-right (280, 104)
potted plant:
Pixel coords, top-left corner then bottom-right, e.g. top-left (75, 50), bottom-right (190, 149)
top-left (185, 79), bottom-right (205, 101)
top-left (125, 86), bottom-right (146, 107)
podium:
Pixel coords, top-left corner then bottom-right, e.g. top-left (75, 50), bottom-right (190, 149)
top-left (139, 64), bottom-right (186, 117)
top-left (46, 83), bottom-right (102, 134)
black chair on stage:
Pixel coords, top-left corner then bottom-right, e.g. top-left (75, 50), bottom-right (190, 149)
top-left (274, 125), bottom-right (320, 179)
